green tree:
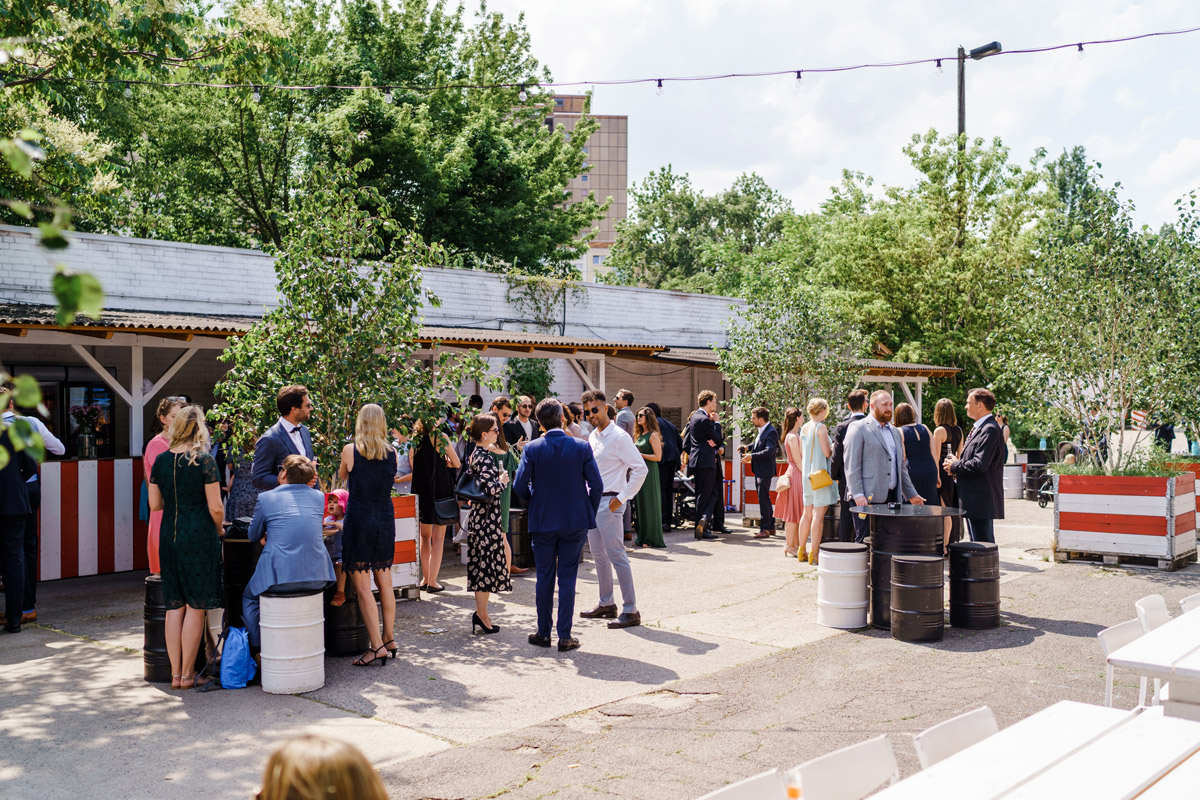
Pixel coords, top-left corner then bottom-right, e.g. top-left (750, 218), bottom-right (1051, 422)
top-left (506, 358), bottom-right (554, 401)
top-left (212, 158), bottom-right (496, 485)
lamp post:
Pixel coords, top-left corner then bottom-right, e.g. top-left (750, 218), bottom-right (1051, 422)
top-left (955, 40), bottom-right (1002, 250)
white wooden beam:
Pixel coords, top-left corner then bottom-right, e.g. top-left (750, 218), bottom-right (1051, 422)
top-left (567, 358), bottom-right (597, 392)
top-left (130, 345), bottom-right (144, 456)
top-left (70, 344), bottom-right (133, 406)
top-left (598, 355), bottom-right (606, 395)
top-left (145, 346), bottom-right (199, 401)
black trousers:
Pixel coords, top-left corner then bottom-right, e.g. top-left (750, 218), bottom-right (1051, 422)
top-left (659, 460), bottom-right (679, 528)
top-left (966, 517), bottom-right (995, 544)
top-left (693, 467), bottom-right (719, 524)
top-left (755, 474), bottom-right (774, 531)
top-left (1, 513), bottom-right (27, 627)
top-left (23, 479), bottom-right (39, 612)
top-left (849, 485), bottom-right (899, 543)
top-left (837, 480), bottom-right (856, 542)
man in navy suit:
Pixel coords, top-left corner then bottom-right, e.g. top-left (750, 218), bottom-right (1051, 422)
top-left (0, 430), bottom-right (36, 633)
top-left (252, 385), bottom-right (316, 492)
top-left (943, 388), bottom-right (1006, 544)
top-left (512, 398), bottom-right (603, 652)
top-left (683, 390), bottom-right (724, 540)
top-left (741, 407), bottom-right (779, 539)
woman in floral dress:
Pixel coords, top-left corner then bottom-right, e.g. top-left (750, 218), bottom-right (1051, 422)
top-left (464, 415), bottom-right (512, 635)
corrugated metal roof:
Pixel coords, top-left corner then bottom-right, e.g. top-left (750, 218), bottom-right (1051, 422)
top-left (0, 303), bottom-right (257, 334)
top-left (419, 326), bottom-right (663, 353)
top-left (653, 346), bottom-right (959, 378)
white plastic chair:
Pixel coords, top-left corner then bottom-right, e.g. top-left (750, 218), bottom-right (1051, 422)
top-left (792, 735), bottom-right (899, 800)
top-left (696, 768), bottom-right (787, 800)
top-left (1135, 594), bottom-right (1170, 633)
top-left (1180, 592), bottom-right (1200, 614)
top-left (1097, 618), bottom-right (1150, 707)
top-left (912, 706), bottom-right (999, 768)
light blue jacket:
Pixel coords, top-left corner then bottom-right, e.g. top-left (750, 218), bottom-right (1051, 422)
top-left (246, 483), bottom-right (335, 596)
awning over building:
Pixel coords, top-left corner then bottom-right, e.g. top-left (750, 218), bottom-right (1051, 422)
top-left (652, 346), bottom-right (960, 379)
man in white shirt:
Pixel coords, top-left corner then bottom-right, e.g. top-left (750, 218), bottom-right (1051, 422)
top-left (579, 389), bottom-right (647, 629)
top-left (4, 397), bottom-right (66, 623)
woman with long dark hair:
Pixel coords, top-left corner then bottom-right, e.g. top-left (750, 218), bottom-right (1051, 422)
top-left (932, 398), bottom-right (965, 552)
top-left (410, 417), bottom-right (460, 593)
top-left (463, 414), bottom-right (512, 634)
top-left (633, 408), bottom-right (665, 548)
top-left (776, 407), bottom-right (805, 559)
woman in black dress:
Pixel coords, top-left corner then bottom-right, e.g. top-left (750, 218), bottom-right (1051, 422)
top-left (932, 398), bottom-right (965, 552)
top-left (464, 415), bottom-right (512, 634)
top-left (409, 418), bottom-right (460, 593)
top-left (895, 403), bottom-right (939, 506)
top-left (338, 404), bottom-right (399, 667)
top-left (147, 406), bottom-right (224, 690)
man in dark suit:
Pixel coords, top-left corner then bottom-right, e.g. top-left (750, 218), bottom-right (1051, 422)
top-left (646, 402), bottom-right (680, 531)
top-left (943, 388), bottom-right (1005, 544)
top-left (503, 395), bottom-right (540, 448)
top-left (0, 429), bottom-right (36, 633)
top-left (251, 385), bottom-right (316, 492)
top-left (512, 399), bottom-right (603, 652)
top-left (830, 389), bottom-right (868, 543)
top-left (683, 390), bottom-right (724, 540)
top-left (741, 407), bottom-right (779, 539)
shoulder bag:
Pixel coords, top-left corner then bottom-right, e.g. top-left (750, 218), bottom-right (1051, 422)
top-left (807, 426), bottom-right (834, 490)
top-left (454, 460), bottom-right (487, 504)
top-left (776, 433), bottom-right (794, 492)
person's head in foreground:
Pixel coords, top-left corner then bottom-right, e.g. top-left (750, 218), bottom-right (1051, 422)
top-left (256, 734), bottom-right (388, 800)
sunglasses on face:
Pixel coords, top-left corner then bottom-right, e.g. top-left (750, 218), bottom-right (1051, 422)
top-left (585, 406), bottom-right (603, 417)
top-left (520, 404), bottom-right (532, 409)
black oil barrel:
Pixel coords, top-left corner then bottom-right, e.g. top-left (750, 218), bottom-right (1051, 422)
top-left (949, 541), bottom-right (1000, 629)
top-left (868, 512), bottom-right (942, 629)
top-left (143, 575), bottom-right (171, 683)
top-left (821, 503), bottom-right (846, 543)
top-left (1024, 465), bottom-right (1047, 502)
top-left (890, 555), bottom-right (945, 642)
top-left (324, 589), bottom-right (371, 656)
top-left (222, 522), bottom-right (261, 628)
top-left (509, 509), bottom-right (533, 569)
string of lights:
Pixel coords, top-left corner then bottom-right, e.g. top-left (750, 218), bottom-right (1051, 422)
top-left (11, 23), bottom-right (1200, 97)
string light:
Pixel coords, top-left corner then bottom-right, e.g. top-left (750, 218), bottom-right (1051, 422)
top-left (655, 78), bottom-right (664, 96)
top-left (383, 86), bottom-right (393, 104)
top-left (1077, 43), bottom-right (1086, 60)
top-left (123, 81), bottom-right (132, 98)
top-left (935, 58), bottom-right (943, 76)
top-left (793, 70), bottom-right (802, 90)
top-left (251, 85), bottom-right (261, 103)
top-left (22, 24), bottom-right (1197, 97)
top-left (518, 84), bottom-right (528, 101)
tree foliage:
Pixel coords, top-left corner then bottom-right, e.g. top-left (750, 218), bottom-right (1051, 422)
top-left (212, 159), bottom-right (496, 486)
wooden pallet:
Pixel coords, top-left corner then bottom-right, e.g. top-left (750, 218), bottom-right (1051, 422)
top-left (1053, 549), bottom-right (1198, 571)
top-left (396, 585), bottom-right (421, 601)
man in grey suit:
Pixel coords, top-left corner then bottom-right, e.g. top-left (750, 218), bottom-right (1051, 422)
top-left (242, 455), bottom-right (335, 653)
top-left (845, 390), bottom-right (925, 541)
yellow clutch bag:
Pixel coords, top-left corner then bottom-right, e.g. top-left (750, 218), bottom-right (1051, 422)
top-left (808, 469), bottom-right (834, 490)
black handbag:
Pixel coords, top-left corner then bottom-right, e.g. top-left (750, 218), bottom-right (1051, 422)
top-left (432, 496), bottom-right (460, 524)
top-left (454, 466), bottom-right (487, 504)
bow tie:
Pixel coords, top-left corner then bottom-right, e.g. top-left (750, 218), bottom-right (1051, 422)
top-left (290, 426), bottom-right (301, 434)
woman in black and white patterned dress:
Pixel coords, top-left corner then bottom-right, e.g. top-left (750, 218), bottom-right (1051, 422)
top-left (465, 414), bottom-right (512, 635)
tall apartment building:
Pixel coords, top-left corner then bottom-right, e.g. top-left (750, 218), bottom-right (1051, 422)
top-left (546, 95), bottom-right (627, 282)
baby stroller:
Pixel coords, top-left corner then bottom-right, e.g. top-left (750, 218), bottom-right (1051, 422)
top-left (672, 469), bottom-right (697, 528)
top-left (1037, 472), bottom-right (1055, 508)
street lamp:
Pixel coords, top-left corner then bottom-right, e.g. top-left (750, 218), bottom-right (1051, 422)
top-left (957, 41), bottom-right (1002, 150)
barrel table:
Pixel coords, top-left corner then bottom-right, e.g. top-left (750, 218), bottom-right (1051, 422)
top-left (855, 505), bottom-right (964, 630)
top-left (949, 541), bottom-right (1001, 628)
top-left (816, 541), bottom-right (869, 629)
top-left (221, 528), bottom-right (263, 628)
top-left (891, 555), bottom-right (945, 642)
top-left (509, 509), bottom-right (533, 569)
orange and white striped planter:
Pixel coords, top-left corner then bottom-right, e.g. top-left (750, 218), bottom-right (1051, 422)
top-left (1167, 463), bottom-right (1200, 515)
top-left (1054, 474), bottom-right (1197, 567)
top-left (387, 494), bottom-right (420, 590)
top-left (741, 460), bottom-right (788, 517)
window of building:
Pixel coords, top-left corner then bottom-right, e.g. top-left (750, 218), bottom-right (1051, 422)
top-left (555, 97), bottom-right (564, 106)
top-left (592, 255), bottom-right (603, 265)
top-left (582, 146), bottom-right (589, 154)
top-left (580, 174), bottom-right (588, 182)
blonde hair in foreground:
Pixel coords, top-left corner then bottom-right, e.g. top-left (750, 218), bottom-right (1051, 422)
top-left (167, 406), bottom-right (210, 466)
top-left (354, 403), bottom-right (391, 460)
top-left (257, 734), bottom-right (388, 800)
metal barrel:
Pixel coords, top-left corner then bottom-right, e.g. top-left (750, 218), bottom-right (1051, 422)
top-left (816, 541), bottom-right (869, 629)
top-left (890, 555), bottom-right (945, 642)
top-left (868, 513), bottom-right (942, 629)
top-left (949, 541), bottom-right (1000, 629)
top-left (222, 531), bottom-right (262, 629)
top-left (324, 589), bottom-right (371, 657)
top-left (1024, 465), bottom-right (1047, 502)
top-left (509, 509), bottom-right (534, 569)
top-left (143, 575), bottom-right (172, 683)
top-left (821, 503), bottom-right (847, 543)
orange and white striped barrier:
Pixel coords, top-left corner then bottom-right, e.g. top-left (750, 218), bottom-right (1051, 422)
top-left (1054, 473), bottom-right (1196, 565)
top-left (741, 460), bottom-right (789, 514)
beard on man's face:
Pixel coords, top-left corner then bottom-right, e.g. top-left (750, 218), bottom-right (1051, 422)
top-left (875, 407), bottom-right (893, 424)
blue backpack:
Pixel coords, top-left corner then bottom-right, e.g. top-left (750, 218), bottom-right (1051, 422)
top-left (220, 627), bottom-right (257, 689)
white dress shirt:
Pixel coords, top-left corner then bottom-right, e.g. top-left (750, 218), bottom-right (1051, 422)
top-left (278, 416), bottom-right (304, 454)
top-left (3, 411), bottom-right (66, 483)
top-left (518, 417), bottom-right (534, 441)
top-left (589, 421), bottom-right (649, 503)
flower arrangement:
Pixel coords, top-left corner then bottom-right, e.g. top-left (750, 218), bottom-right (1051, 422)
top-left (69, 404), bottom-right (103, 431)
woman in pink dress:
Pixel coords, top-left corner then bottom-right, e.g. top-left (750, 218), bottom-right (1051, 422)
top-left (776, 407), bottom-right (806, 559)
top-left (143, 396), bottom-right (186, 574)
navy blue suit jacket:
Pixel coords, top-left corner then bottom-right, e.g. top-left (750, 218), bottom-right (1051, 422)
top-left (747, 422), bottom-right (780, 480)
top-left (251, 420), bottom-right (314, 492)
top-left (512, 429), bottom-right (603, 532)
top-left (657, 416), bottom-right (682, 463)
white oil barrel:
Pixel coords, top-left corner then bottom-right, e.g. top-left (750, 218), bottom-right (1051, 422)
top-left (1003, 464), bottom-right (1024, 500)
top-left (260, 590), bottom-right (325, 694)
top-left (816, 541), bottom-right (869, 629)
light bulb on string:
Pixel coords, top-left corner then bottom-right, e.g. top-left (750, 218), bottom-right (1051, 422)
top-left (518, 84), bottom-right (528, 102)
top-left (935, 59), bottom-right (943, 76)
top-left (383, 87), bottom-right (393, 104)
top-left (656, 78), bottom-right (664, 97)
top-left (0, 50), bottom-right (9, 65)
top-left (123, 81), bottom-right (132, 99)
top-left (1077, 43), bottom-right (1086, 60)
top-left (793, 70), bottom-right (803, 91)
top-left (251, 86), bottom-right (261, 104)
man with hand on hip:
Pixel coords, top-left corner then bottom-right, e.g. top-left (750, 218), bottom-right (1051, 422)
top-left (943, 388), bottom-right (1005, 544)
top-left (845, 390), bottom-right (924, 542)
top-left (580, 389), bottom-right (647, 630)
top-left (512, 399), bottom-right (603, 652)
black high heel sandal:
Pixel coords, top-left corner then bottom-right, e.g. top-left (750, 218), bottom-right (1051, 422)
top-left (382, 639), bottom-right (398, 659)
top-left (472, 612), bottom-right (500, 635)
top-left (352, 645), bottom-right (388, 667)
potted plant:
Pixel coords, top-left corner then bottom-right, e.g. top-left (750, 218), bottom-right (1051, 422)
top-left (70, 404), bottom-right (102, 459)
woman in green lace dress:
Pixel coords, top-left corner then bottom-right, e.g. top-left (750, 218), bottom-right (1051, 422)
top-left (633, 408), bottom-right (665, 548)
top-left (148, 406), bottom-right (225, 690)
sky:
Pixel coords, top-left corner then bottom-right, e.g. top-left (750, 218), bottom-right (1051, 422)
top-left (486, 0), bottom-right (1200, 227)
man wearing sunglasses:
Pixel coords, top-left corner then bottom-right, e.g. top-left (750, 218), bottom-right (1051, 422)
top-left (503, 395), bottom-right (539, 448)
top-left (578, 390), bottom-right (647, 630)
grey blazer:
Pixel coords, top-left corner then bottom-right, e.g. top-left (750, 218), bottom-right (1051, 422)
top-left (844, 415), bottom-right (918, 504)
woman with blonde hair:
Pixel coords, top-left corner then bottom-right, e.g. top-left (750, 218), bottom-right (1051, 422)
top-left (932, 398), bottom-right (965, 552)
top-left (797, 398), bottom-right (838, 565)
top-left (147, 405), bottom-right (224, 689)
top-left (776, 407), bottom-right (805, 559)
top-left (256, 734), bottom-right (388, 800)
top-left (143, 395), bottom-right (187, 574)
top-left (338, 404), bottom-right (399, 667)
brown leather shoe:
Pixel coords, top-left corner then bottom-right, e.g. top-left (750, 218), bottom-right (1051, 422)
top-left (580, 604), bottom-right (617, 619)
top-left (509, 565), bottom-right (529, 575)
top-left (607, 612), bottom-right (641, 629)
top-left (21, 611), bottom-right (36, 623)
